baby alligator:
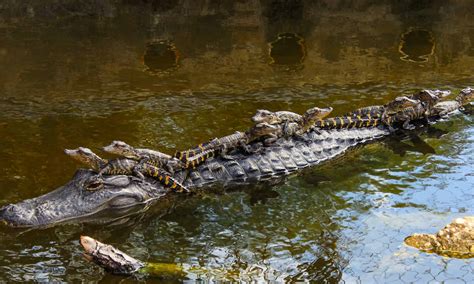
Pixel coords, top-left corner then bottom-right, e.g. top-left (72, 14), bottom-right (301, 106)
top-left (408, 89), bottom-right (451, 116)
top-left (174, 123), bottom-right (279, 168)
top-left (102, 141), bottom-right (183, 174)
top-left (431, 87), bottom-right (473, 117)
top-left (345, 89), bottom-right (450, 119)
top-left (315, 96), bottom-right (419, 129)
top-left (251, 106), bottom-right (333, 136)
top-left (64, 147), bottom-right (188, 193)
top-left (382, 89), bottom-right (447, 130)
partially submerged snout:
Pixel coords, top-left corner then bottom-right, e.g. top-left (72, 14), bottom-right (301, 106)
top-left (0, 170), bottom-right (162, 228)
top-left (0, 203), bottom-right (37, 227)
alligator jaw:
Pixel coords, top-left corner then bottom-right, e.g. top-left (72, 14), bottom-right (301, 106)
top-left (0, 169), bottom-right (164, 228)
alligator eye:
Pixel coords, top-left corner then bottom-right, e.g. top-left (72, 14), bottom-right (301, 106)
top-left (84, 177), bottom-right (104, 191)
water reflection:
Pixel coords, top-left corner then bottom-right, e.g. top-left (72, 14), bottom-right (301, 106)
top-left (143, 40), bottom-right (179, 73)
top-left (399, 28), bottom-right (435, 62)
top-left (269, 33), bottom-right (306, 66)
top-left (0, 0), bottom-right (474, 282)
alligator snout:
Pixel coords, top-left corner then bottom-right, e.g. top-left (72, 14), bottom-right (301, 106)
top-left (0, 203), bottom-right (36, 227)
top-left (0, 205), bottom-right (10, 225)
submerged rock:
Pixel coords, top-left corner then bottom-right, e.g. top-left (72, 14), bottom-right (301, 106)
top-left (404, 216), bottom-right (474, 258)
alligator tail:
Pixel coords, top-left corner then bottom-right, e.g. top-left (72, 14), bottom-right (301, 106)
top-left (139, 164), bottom-right (189, 193)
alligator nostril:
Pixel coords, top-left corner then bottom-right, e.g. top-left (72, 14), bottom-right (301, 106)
top-left (0, 204), bottom-right (15, 217)
top-left (0, 205), bottom-right (12, 224)
top-left (0, 203), bottom-right (36, 227)
top-left (0, 205), bottom-right (9, 214)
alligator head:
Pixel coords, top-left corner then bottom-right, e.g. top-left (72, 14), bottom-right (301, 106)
top-left (458, 87), bottom-right (474, 105)
top-left (251, 109), bottom-right (277, 124)
top-left (416, 89), bottom-right (451, 108)
top-left (102, 141), bottom-right (140, 159)
top-left (0, 169), bottom-right (166, 228)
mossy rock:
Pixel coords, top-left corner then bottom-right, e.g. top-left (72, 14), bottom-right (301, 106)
top-left (405, 216), bottom-right (474, 258)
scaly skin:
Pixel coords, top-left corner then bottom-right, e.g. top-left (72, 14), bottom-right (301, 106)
top-left (2, 126), bottom-right (390, 227)
top-left (174, 123), bottom-right (279, 168)
top-left (383, 104), bottom-right (426, 130)
top-left (407, 89), bottom-right (451, 116)
top-left (294, 107), bottom-right (333, 135)
top-left (344, 96), bottom-right (415, 119)
top-left (314, 116), bottom-right (382, 129)
top-left (103, 140), bottom-right (172, 162)
top-left (251, 110), bottom-right (302, 124)
top-left (102, 141), bottom-right (183, 174)
top-left (313, 97), bottom-right (419, 130)
top-left (63, 147), bottom-right (107, 171)
top-left (431, 87), bottom-right (473, 117)
top-left (0, 88), bottom-right (463, 228)
top-left (345, 90), bottom-right (450, 119)
top-left (345, 105), bottom-right (386, 119)
top-left (252, 107), bottom-right (333, 136)
top-left (381, 90), bottom-right (446, 130)
top-left (64, 148), bottom-right (188, 193)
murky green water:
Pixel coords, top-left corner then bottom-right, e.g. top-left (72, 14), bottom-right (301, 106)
top-left (0, 1), bottom-right (473, 282)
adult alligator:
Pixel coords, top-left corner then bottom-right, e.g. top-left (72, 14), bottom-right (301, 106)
top-left (0, 88), bottom-right (471, 228)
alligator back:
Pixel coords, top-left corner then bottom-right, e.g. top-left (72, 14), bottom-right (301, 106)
top-left (391, 104), bottom-right (426, 121)
top-left (177, 126), bottom-right (389, 188)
